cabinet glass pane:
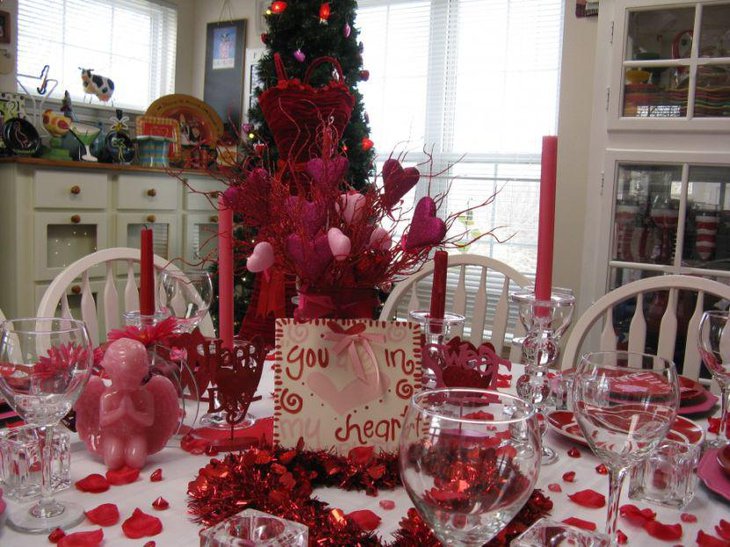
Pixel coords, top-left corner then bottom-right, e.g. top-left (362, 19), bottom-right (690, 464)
top-left (613, 164), bottom-right (683, 265)
top-left (624, 70), bottom-right (687, 117)
top-left (694, 63), bottom-right (730, 117)
top-left (46, 225), bottom-right (98, 268)
top-left (699, 4), bottom-right (730, 58)
top-left (626, 8), bottom-right (695, 61)
top-left (127, 224), bottom-right (169, 258)
top-left (193, 222), bottom-right (218, 261)
top-left (681, 165), bottom-right (730, 266)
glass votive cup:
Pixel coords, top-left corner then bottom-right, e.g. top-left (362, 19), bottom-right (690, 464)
top-left (511, 517), bottom-right (612, 547)
top-left (199, 509), bottom-right (308, 546)
top-left (552, 373), bottom-right (574, 411)
top-left (0, 425), bottom-right (71, 501)
top-left (628, 439), bottom-right (701, 508)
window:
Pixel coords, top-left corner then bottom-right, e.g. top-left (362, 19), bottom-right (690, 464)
top-left (17, 0), bottom-right (177, 112)
top-left (358, 0), bottom-right (563, 275)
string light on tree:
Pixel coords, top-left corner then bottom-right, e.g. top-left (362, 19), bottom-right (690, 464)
top-left (319, 2), bottom-right (331, 23)
top-left (270, 1), bottom-right (287, 14)
top-left (361, 137), bottom-right (374, 151)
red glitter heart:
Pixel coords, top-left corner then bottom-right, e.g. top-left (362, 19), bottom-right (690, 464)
top-left (567, 447), bottom-right (581, 458)
top-left (381, 158), bottom-right (419, 210)
top-left (152, 496), bottom-right (170, 510)
top-left (404, 197), bottom-right (446, 250)
top-left (562, 471), bottom-right (576, 482)
top-left (150, 468), bottom-right (163, 482)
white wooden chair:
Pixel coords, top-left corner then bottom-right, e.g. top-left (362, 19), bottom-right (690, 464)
top-left (562, 274), bottom-right (730, 384)
top-left (37, 247), bottom-right (215, 346)
top-left (379, 254), bottom-right (530, 361)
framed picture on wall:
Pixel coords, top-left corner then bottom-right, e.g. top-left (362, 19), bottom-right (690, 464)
top-left (0, 11), bottom-right (10, 44)
top-left (204, 19), bottom-right (247, 135)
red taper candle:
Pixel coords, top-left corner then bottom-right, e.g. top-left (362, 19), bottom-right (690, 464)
top-left (535, 136), bottom-right (557, 304)
top-left (139, 228), bottom-right (155, 316)
top-left (218, 195), bottom-right (234, 349)
top-left (429, 250), bottom-right (448, 319)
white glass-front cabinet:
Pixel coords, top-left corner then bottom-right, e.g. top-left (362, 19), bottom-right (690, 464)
top-left (581, 0), bottom-right (730, 365)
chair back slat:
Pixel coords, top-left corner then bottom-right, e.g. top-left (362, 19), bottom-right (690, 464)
top-left (80, 272), bottom-right (99, 346)
top-left (682, 291), bottom-right (704, 379)
top-left (627, 292), bottom-right (647, 355)
top-left (471, 268), bottom-right (488, 346)
top-left (124, 260), bottom-right (139, 313)
top-left (657, 289), bottom-right (678, 363)
top-left (490, 275), bottom-right (511, 355)
top-left (452, 267), bottom-right (467, 339)
top-left (103, 263), bottom-right (120, 333)
top-left (407, 287), bottom-right (420, 315)
top-left (599, 308), bottom-right (616, 351)
top-left (60, 295), bottom-right (72, 320)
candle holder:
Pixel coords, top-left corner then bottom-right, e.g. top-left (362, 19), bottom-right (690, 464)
top-left (510, 288), bottom-right (575, 465)
top-left (409, 310), bottom-right (466, 390)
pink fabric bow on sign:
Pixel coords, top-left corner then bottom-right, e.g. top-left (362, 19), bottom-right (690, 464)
top-left (324, 322), bottom-right (385, 385)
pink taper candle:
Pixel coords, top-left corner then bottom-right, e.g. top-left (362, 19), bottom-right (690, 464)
top-left (535, 136), bottom-right (557, 304)
top-left (139, 228), bottom-right (155, 316)
top-left (218, 195), bottom-right (234, 349)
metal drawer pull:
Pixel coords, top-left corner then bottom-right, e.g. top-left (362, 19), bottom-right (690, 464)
top-left (70, 214), bottom-right (81, 223)
top-left (147, 214), bottom-right (156, 223)
top-left (70, 185), bottom-right (81, 195)
top-left (147, 188), bottom-right (157, 197)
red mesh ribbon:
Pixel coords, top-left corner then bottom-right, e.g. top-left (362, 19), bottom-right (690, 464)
top-left (258, 54), bottom-right (355, 165)
top-left (294, 286), bottom-right (379, 320)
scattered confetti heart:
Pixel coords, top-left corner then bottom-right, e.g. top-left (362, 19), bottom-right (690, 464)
top-left (562, 471), bottom-right (576, 482)
top-left (75, 474), bottom-right (110, 493)
top-left (58, 529), bottom-right (104, 547)
top-left (347, 509), bottom-right (381, 531)
top-left (569, 489), bottom-right (606, 508)
top-left (617, 530), bottom-right (628, 545)
top-left (150, 468), bottom-right (163, 482)
top-left (595, 463), bottom-right (608, 475)
top-left (717, 519), bottom-right (730, 541)
top-left (561, 517), bottom-right (596, 531)
top-left (548, 483), bottom-right (562, 493)
top-left (152, 496), bottom-right (170, 510)
top-left (378, 500), bottom-right (395, 510)
top-left (144, 542), bottom-right (156, 547)
top-left (122, 508), bottom-right (163, 539)
top-left (697, 530), bottom-right (730, 547)
top-left (643, 520), bottom-right (682, 541)
top-left (567, 447), bottom-right (581, 458)
top-left (49, 527), bottom-right (66, 543)
top-left (85, 503), bottom-right (120, 526)
top-left (106, 466), bottom-right (140, 485)
top-left (681, 513), bottom-right (697, 523)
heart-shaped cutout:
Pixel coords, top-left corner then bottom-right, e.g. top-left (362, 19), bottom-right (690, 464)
top-left (246, 241), bottom-right (275, 272)
top-left (405, 196), bottom-right (446, 250)
top-left (306, 157), bottom-right (348, 191)
top-left (286, 233), bottom-right (333, 282)
top-left (284, 197), bottom-right (326, 238)
top-left (307, 371), bottom-right (389, 415)
top-left (381, 159), bottom-right (419, 210)
top-left (327, 227), bottom-right (351, 261)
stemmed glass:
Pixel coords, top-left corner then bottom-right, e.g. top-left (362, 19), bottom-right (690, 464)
top-left (572, 351), bottom-right (679, 542)
top-left (698, 310), bottom-right (730, 447)
top-left (399, 388), bottom-right (541, 546)
top-left (158, 269), bottom-right (213, 333)
top-left (0, 318), bottom-right (93, 533)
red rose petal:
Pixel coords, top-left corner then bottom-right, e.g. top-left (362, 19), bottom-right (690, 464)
top-left (379, 499), bottom-right (395, 510)
top-left (697, 530), bottom-right (730, 547)
top-left (562, 471), bottom-right (576, 482)
top-left (106, 465), bottom-right (140, 486)
top-left (152, 496), bottom-right (169, 510)
top-left (569, 489), bottom-right (606, 508)
top-left (49, 527), bottom-right (66, 543)
top-left (150, 468), bottom-right (163, 482)
top-left (58, 529), bottom-right (104, 547)
top-left (122, 507), bottom-right (163, 539)
top-left (75, 474), bottom-right (110, 493)
top-left (144, 543), bottom-right (156, 547)
top-left (562, 517), bottom-right (597, 531)
top-left (718, 520), bottom-right (730, 541)
top-left (680, 513), bottom-right (697, 523)
top-left (595, 463), bottom-right (608, 475)
top-left (548, 483), bottom-right (562, 493)
top-left (85, 503), bottom-right (120, 526)
top-left (347, 509), bottom-right (381, 531)
top-left (617, 530), bottom-right (628, 545)
top-left (348, 446), bottom-right (375, 466)
top-left (567, 447), bottom-right (581, 458)
top-left (643, 520), bottom-right (682, 541)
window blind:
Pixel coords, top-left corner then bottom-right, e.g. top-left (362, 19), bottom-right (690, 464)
top-left (17, 0), bottom-right (177, 112)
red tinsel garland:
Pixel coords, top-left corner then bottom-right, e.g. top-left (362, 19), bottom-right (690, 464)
top-left (187, 442), bottom-right (552, 546)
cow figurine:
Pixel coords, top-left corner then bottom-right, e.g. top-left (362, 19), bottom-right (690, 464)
top-left (80, 68), bottom-right (115, 102)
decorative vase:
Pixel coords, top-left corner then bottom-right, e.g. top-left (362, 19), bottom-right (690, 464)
top-left (294, 286), bottom-right (380, 321)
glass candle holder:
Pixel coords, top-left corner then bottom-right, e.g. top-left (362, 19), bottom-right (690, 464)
top-left (512, 517), bottom-right (612, 547)
top-left (0, 426), bottom-right (71, 502)
top-left (199, 509), bottom-right (308, 546)
top-left (408, 310), bottom-right (466, 390)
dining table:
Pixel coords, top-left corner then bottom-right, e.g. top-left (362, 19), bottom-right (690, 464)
top-left (0, 363), bottom-right (728, 546)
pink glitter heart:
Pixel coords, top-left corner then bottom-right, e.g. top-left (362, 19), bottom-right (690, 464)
top-left (381, 159), bottom-right (419, 210)
top-left (405, 196), bottom-right (446, 250)
top-left (306, 157), bottom-right (348, 190)
top-left (285, 197), bottom-right (326, 237)
top-left (286, 233), bottom-right (333, 282)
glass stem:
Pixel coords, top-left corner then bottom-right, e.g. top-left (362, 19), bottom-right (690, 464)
top-left (33, 424), bottom-right (60, 518)
top-left (719, 386), bottom-right (730, 443)
top-left (605, 466), bottom-right (628, 540)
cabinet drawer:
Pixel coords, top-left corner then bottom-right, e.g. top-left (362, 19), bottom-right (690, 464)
top-left (183, 176), bottom-right (227, 210)
top-left (115, 175), bottom-right (179, 210)
top-left (34, 170), bottom-right (108, 209)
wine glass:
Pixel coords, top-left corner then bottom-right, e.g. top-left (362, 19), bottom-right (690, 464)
top-left (0, 318), bottom-right (93, 533)
top-left (572, 351), bottom-right (679, 542)
top-left (698, 310), bottom-right (730, 447)
top-left (158, 269), bottom-right (213, 333)
top-left (399, 388), bottom-right (541, 546)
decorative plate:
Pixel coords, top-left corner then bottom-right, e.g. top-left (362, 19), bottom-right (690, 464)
top-left (698, 448), bottom-right (730, 502)
top-left (718, 445), bottom-right (730, 477)
top-left (547, 410), bottom-right (704, 447)
top-left (2, 117), bottom-right (41, 156)
top-left (145, 94), bottom-right (224, 149)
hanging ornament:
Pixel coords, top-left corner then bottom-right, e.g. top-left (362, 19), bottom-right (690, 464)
top-left (294, 49), bottom-right (306, 62)
top-left (319, 2), bottom-right (331, 23)
top-left (270, 1), bottom-right (287, 14)
top-left (360, 70), bottom-right (370, 81)
top-left (361, 137), bottom-right (374, 151)
top-left (343, 23), bottom-right (351, 37)
top-left (241, 123), bottom-right (253, 133)
top-left (260, 33), bottom-right (270, 45)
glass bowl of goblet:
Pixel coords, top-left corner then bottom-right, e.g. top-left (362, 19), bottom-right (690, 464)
top-left (158, 268), bottom-right (213, 333)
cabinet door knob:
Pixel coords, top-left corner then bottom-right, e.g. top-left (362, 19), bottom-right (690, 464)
top-left (71, 285), bottom-right (81, 295)
top-left (147, 214), bottom-right (157, 223)
top-left (70, 185), bottom-right (81, 195)
top-left (210, 215), bottom-right (219, 222)
top-left (147, 188), bottom-right (157, 197)
top-left (70, 214), bottom-right (81, 223)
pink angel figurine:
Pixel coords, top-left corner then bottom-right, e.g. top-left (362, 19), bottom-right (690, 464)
top-left (75, 338), bottom-right (179, 470)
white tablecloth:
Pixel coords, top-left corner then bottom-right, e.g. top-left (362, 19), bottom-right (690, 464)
top-left (1, 365), bottom-right (727, 545)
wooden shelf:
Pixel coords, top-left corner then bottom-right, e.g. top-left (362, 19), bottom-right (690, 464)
top-left (0, 156), bottom-right (213, 177)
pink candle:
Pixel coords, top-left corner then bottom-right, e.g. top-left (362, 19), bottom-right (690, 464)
top-left (139, 228), bottom-right (155, 316)
top-left (218, 195), bottom-right (234, 349)
top-left (535, 136), bottom-right (557, 304)
top-left (430, 250), bottom-right (448, 320)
